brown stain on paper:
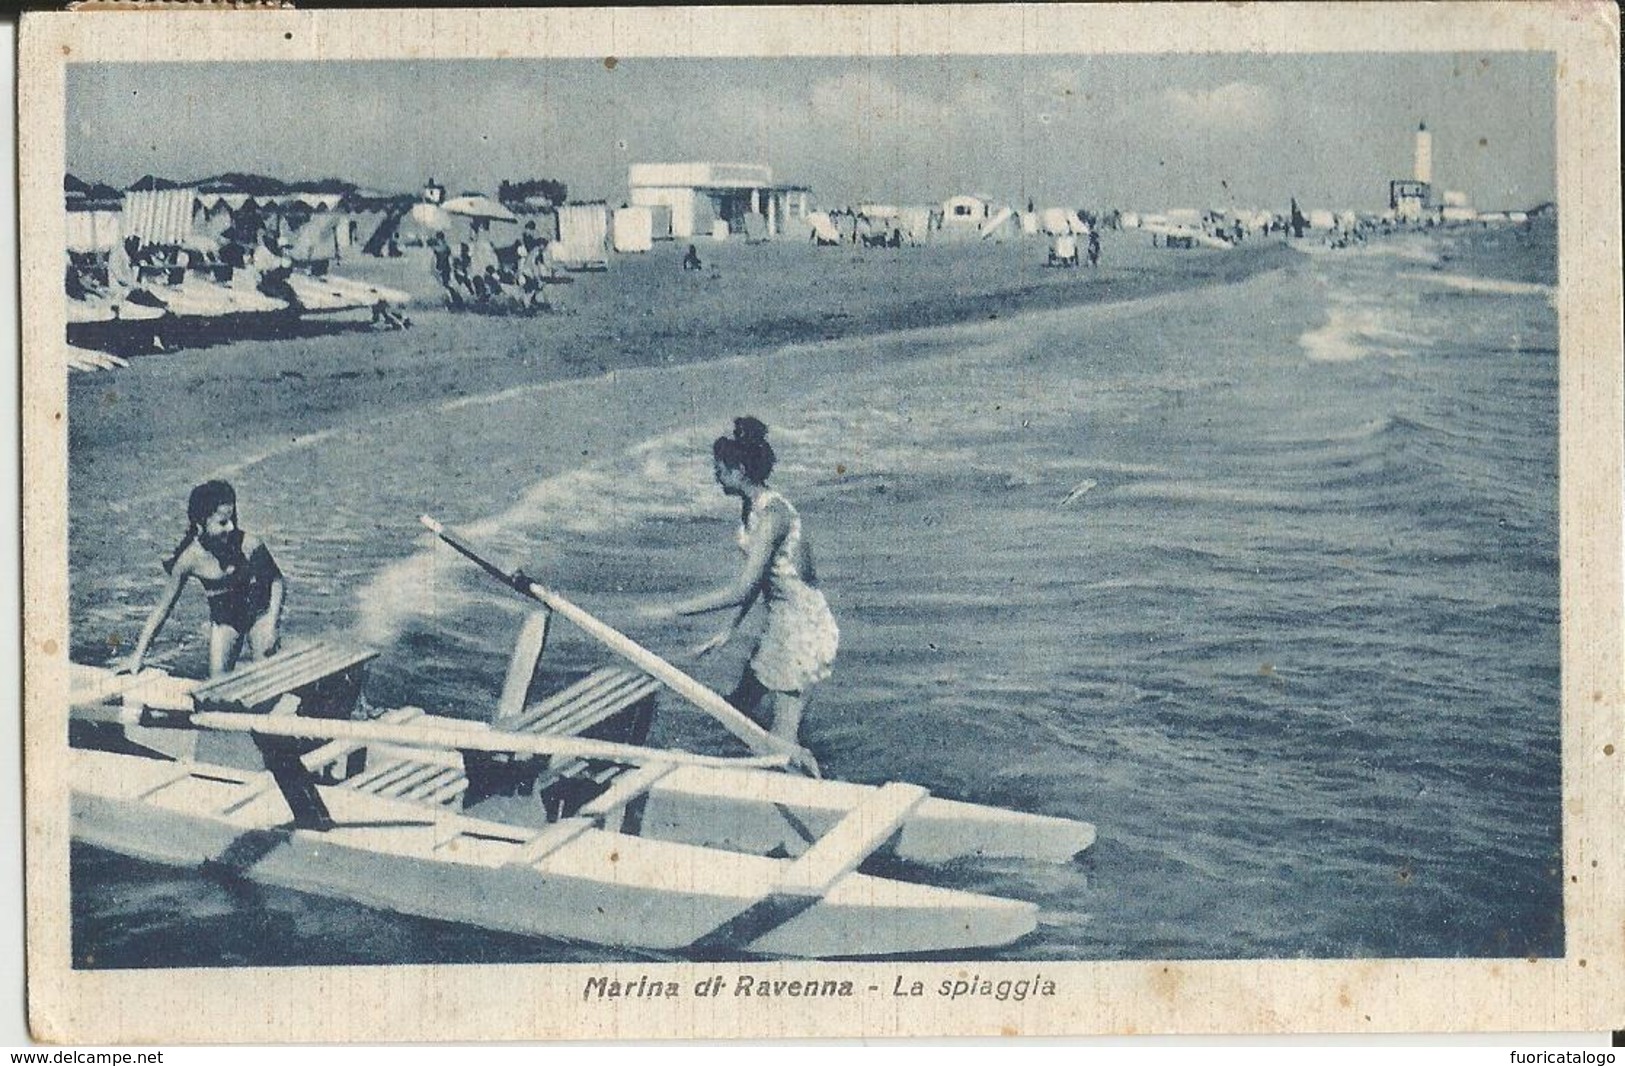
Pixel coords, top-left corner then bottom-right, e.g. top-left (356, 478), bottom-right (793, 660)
top-left (1150, 965), bottom-right (1184, 1001)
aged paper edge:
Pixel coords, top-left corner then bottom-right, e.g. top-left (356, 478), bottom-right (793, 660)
top-left (17, 2), bottom-right (1624, 1043)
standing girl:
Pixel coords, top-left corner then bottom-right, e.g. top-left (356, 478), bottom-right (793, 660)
top-left (121, 480), bottom-right (284, 678)
top-left (646, 418), bottom-right (838, 775)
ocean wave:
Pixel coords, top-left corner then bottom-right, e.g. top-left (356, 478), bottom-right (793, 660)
top-left (1110, 480), bottom-right (1305, 510)
top-left (1299, 304), bottom-right (1429, 363)
top-left (1399, 271), bottom-right (1556, 299)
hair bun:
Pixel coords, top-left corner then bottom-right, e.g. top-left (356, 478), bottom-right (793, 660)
top-left (733, 416), bottom-right (769, 444)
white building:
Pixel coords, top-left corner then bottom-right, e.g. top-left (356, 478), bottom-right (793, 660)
top-left (627, 163), bottom-right (810, 239)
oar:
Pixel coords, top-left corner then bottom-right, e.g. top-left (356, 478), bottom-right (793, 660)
top-left (186, 710), bottom-right (791, 771)
top-left (419, 515), bottom-right (798, 763)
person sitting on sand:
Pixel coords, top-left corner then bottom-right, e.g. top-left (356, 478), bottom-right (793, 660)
top-left (682, 244), bottom-right (703, 271)
top-left (641, 417), bottom-right (836, 776)
top-left (120, 480), bottom-right (284, 678)
top-left (370, 298), bottom-right (411, 331)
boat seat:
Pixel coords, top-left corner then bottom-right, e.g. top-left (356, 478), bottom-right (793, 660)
top-left (510, 666), bottom-right (661, 738)
top-left (190, 640), bottom-right (379, 718)
top-left (353, 667), bottom-right (660, 813)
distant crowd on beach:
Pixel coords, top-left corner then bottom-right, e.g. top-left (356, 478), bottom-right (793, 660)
top-left (428, 221), bottom-right (560, 315)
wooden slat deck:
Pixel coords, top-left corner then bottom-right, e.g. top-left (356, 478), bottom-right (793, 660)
top-left (510, 668), bottom-right (661, 736)
top-left (191, 641), bottom-right (378, 713)
top-left (345, 667), bottom-right (662, 813)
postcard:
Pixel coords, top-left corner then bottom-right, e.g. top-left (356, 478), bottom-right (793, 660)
top-left (18, 2), bottom-right (1622, 1042)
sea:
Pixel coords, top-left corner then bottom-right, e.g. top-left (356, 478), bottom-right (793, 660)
top-left (69, 223), bottom-right (1563, 966)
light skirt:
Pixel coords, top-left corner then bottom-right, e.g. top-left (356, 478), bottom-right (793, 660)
top-left (751, 584), bottom-right (839, 693)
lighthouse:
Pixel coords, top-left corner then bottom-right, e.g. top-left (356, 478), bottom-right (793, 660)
top-left (1414, 122), bottom-right (1433, 185)
top-left (1389, 121), bottom-right (1434, 221)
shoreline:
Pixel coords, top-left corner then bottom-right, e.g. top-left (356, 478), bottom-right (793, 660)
top-left (67, 235), bottom-right (1301, 471)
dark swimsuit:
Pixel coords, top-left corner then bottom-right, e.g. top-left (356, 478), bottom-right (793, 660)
top-left (196, 534), bottom-right (281, 632)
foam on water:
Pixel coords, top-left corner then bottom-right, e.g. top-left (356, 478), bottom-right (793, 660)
top-left (1400, 271), bottom-right (1557, 299)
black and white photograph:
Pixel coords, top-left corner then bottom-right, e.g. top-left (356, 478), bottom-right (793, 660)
top-left (19, 3), bottom-right (1622, 1042)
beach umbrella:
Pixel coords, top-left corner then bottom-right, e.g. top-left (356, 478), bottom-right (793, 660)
top-left (441, 195), bottom-right (519, 224)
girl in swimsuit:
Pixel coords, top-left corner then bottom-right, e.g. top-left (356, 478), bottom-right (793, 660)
top-left (120, 480), bottom-right (285, 678)
top-left (644, 418), bottom-right (837, 776)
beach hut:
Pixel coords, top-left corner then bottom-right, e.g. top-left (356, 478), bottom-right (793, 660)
top-left (941, 193), bottom-right (993, 233)
top-left (611, 206), bottom-right (654, 254)
top-left (741, 212), bottom-right (770, 243)
top-left (556, 202), bottom-right (610, 270)
top-left (66, 208), bottom-right (122, 255)
top-left (806, 211), bottom-right (841, 245)
top-left (121, 188), bottom-right (197, 248)
top-left (647, 204), bottom-right (673, 241)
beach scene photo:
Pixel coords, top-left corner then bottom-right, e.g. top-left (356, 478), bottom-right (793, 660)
top-left (50, 40), bottom-right (1566, 976)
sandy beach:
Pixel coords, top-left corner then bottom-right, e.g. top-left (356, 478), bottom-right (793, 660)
top-left (68, 233), bottom-right (1296, 487)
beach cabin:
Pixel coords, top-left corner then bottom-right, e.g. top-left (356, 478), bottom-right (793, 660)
top-left (941, 194), bottom-right (993, 232)
top-left (628, 163), bottom-right (810, 240)
top-left (556, 202), bottom-right (610, 269)
top-left (646, 204), bottom-right (673, 242)
top-left (65, 178), bottom-right (122, 259)
top-left (611, 206), bottom-right (654, 254)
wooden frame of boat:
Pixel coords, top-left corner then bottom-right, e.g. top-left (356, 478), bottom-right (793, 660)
top-left (69, 518), bottom-right (1096, 958)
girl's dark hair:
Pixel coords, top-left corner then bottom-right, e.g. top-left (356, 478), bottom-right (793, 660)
top-left (712, 416), bottom-right (775, 483)
top-left (163, 480), bottom-right (237, 573)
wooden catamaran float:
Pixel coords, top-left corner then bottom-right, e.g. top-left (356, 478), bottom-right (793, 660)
top-left (69, 517), bottom-right (1095, 959)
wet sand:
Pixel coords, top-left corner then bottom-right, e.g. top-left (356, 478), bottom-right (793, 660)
top-left (68, 233), bottom-right (1297, 485)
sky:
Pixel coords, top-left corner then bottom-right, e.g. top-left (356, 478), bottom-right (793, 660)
top-left (66, 52), bottom-right (1555, 213)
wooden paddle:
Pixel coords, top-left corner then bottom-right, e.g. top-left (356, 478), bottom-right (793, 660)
top-left (419, 515), bottom-right (803, 764)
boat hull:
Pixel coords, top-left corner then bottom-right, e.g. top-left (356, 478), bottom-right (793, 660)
top-left (627, 765), bottom-right (1095, 864)
top-left (71, 748), bottom-right (1037, 959)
